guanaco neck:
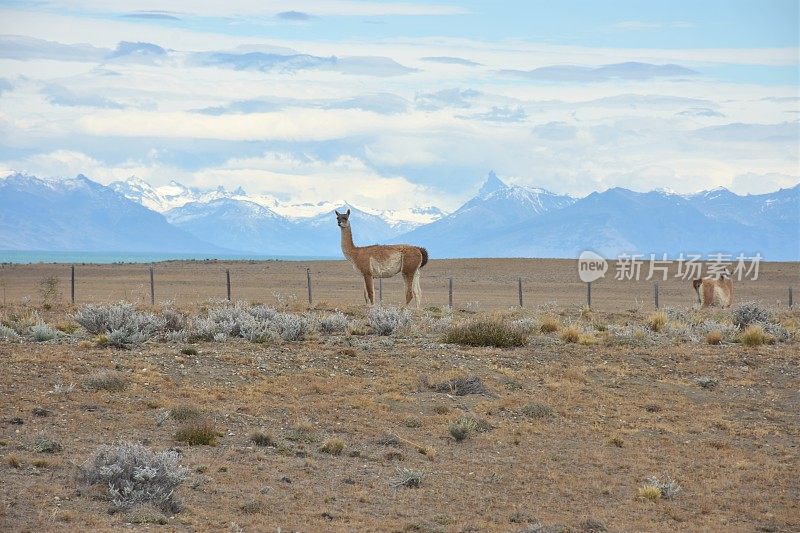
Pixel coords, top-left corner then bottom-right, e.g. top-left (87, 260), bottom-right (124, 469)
top-left (340, 225), bottom-right (358, 260)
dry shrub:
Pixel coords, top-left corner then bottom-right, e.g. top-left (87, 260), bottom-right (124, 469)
top-left (175, 420), bottom-right (217, 446)
top-left (78, 442), bottom-right (187, 513)
top-left (647, 311), bottom-right (668, 332)
top-left (520, 403), bottom-right (553, 420)
top-left (739, 324), bottom-right (771, 346)
top-left (706, 330), bottom-right (723, 345)
top-left (84, 371), bottom-right (128, 392)
top-left (559, 325), bottom-right (580, 343)
top-left (444, 318), bottom-right (527, 347)
top-left (169, 406), bottom-right (202, 421)
top-left (250, 431), bottom-right (275, 447)
top-left (427, 375), bottom-right (490, 396)
top-left (539, 315), bottom-right (561, 333)
top-left (319, 438), bottom-right (345, 455)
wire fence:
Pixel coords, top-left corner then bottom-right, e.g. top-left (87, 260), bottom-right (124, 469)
top-left (0, 259), bottom-right (796, 312)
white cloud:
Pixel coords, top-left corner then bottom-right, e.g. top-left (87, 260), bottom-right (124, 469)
top-left (28, 1), bottom-right (469, 18)
top-left (194, 152), bottom-right (435, 210)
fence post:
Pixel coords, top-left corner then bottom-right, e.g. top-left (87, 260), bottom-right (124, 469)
top-left (448, 277), bottom-right (453, 308)
top-left (70, 265), bottom-right (75, 304)
top-left (226, 269), bottom-right (231, 301)
top-left (149, 266), bottom-right (155, 305)
top-left (378, 277), bottom-right (383, 304)
top-left (306, 268), bottom-right (313, 305)
top-left (587, 281), bottom-right (592, 308)
top-left (790, 287), bottom-right (794, 308)
top-left (654, 282), bottom-right (659, 309)
top-left (518, 277), bottom-right (523, 307)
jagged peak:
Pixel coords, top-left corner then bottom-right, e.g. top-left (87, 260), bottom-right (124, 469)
top-left (477, 171), bottom-right (506, 197)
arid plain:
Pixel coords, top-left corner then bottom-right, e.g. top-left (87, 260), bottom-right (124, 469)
top-left (0, 259), bottom-right (798, 532)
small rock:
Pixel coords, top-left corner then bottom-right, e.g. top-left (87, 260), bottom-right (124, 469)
top-left (280, 476), bottom-right (292, 483)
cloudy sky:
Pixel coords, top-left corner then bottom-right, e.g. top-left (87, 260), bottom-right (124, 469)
top-left (0, 0), bottom-right (797, 211)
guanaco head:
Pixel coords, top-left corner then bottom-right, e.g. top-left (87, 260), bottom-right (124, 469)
top-left (335, 208), bottom-right (351, 228)
top-left (692, 278), bottom-right (703, 292)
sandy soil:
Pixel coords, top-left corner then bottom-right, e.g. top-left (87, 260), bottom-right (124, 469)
top-left (1, 301), bottom-right (798, 532)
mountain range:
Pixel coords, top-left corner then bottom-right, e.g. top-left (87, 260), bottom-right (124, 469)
top-left (1, 172), bottom-right (797, 260)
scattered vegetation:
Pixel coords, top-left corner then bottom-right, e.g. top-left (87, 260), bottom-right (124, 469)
top-left (444, 318), bottom-right (527, 347)
top-left (180, 347), bottom-right (198, 356)
top-left (638, 485), bottom-right (662, 502)
top-left (559, 324), bottom-right (581, 343)
top-left (250, 431), bottom-right (275, 447)
top-left (706, 330), bottom-right (723, 345)
top-left (368, 306), bottom-right (411, 335)
top-left (78, 442), bottom-right (187, 513)
top-left (319, 438), bottom-right (345, 455)
top-left (75, 302), bottom-right (165, 348)
top-left (32, 434), bottom-right (62, 453)
top-left (391, 468), bottom-right (424, 488)
top-left (84, 371), bottom-right (128, 392)
top-left (175, 420), bottom-right (217, 446)
top-left (732, 302), bottom-right (772, 329)
top-left (38, 276), bottom-right (62, 308)
top-left (318, 311), bottom-right (349, 333)
top-left (739, 324), bottom-right (770, 346)
top-left (30, 323), bottom-right (58, 342)
top-left (427, 375), bottom-right (490, 396)
top-left (125, 504), bottom-right (168, 525)
top-left (539, 315), bottom-right (561, 333)
top-left (644, 475), bottom-right (681, 500)
top-left (520, 402), bottom-right (554, 420)
top-left (646, 311), bottom-right (668, 332)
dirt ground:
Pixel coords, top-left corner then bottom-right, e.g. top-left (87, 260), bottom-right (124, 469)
top-left (1, 299), bottom-right (799, 532)
top-left (0, 259), bottom-right (797, 312)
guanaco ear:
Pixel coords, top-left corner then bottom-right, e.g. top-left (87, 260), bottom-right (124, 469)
top-left (334, 210), bottom-right (341, 216)
top-left (346, 208), bottom-right (351, 216)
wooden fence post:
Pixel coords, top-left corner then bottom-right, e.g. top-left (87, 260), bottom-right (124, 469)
top-left (70, 265), bottom-right (75, 304)
top-left (149, 266), bottom-right (155, 305)
top-left (448, 277), bottom-right (453, 308)
top-left (518, 277), bottom-right (523, 307)
top-left (378, 277), bottom-right (383, 304)
top-left (306, 268), bottom-right (313, 305)
top-left (226, 269), bottom-right (231, 301)
top-left (654, 282), bottom-right (659, 309)
top-left (790, 287), bottom-right (794, 308)
top-left (587, 281), bottom-right (592, 308)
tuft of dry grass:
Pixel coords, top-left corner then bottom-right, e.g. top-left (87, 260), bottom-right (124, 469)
top-left (638, 485), bottom-right (661, 501)
top-left (7, 454), bottom-right (21, 468)
top-left (706, 330), bottom-right (723, 345)
top-left (390, 468), bottom-right (424, 488)
top-left (180, 347), bottom-right (198, 356)
top-left (448, 416), bottom-right (479, 441)
top-left (609, 436), bottom-right (624, 448)
top-left (249, 431), bottom-right (275, 447)
top-left (739, 325), bottom-right (771, 346)
top-left (520, 403), bottom-right (553, 420)
top-left (539, 315), bottom-right (561, 333)
top-left (560, 325), bottom-right (580, 343)
top-left (319, 438), bottom-right (345, 455)
top-left (427, 375), bottom-right (490, 396)
top-left (443, 318), bottom-right (527, 347)
top-left (169, 406), bottom-right (202, 421)
top-left (84, 371), bottom-right (128, 392)
top-left (175, 420), bottom-right (217, 445)
top-left (647, 311), bottom-right (668, 332)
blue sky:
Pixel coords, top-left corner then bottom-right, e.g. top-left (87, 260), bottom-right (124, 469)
top-left (0, 0), bottom-right (797, 211)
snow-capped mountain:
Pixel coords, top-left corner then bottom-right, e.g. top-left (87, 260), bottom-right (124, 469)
top-left (109, 176), bottom-right (444, 231)
top-left (109, 176), bottom-right (261, 212)
top-left (0, 173), bottom-right (225, 252)
top-left (395, 171), bottom-right (576, 254)
top-left (2, 172), bottom-right (797, 260)
top-left (164, 198), bottom-right (307, 255)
